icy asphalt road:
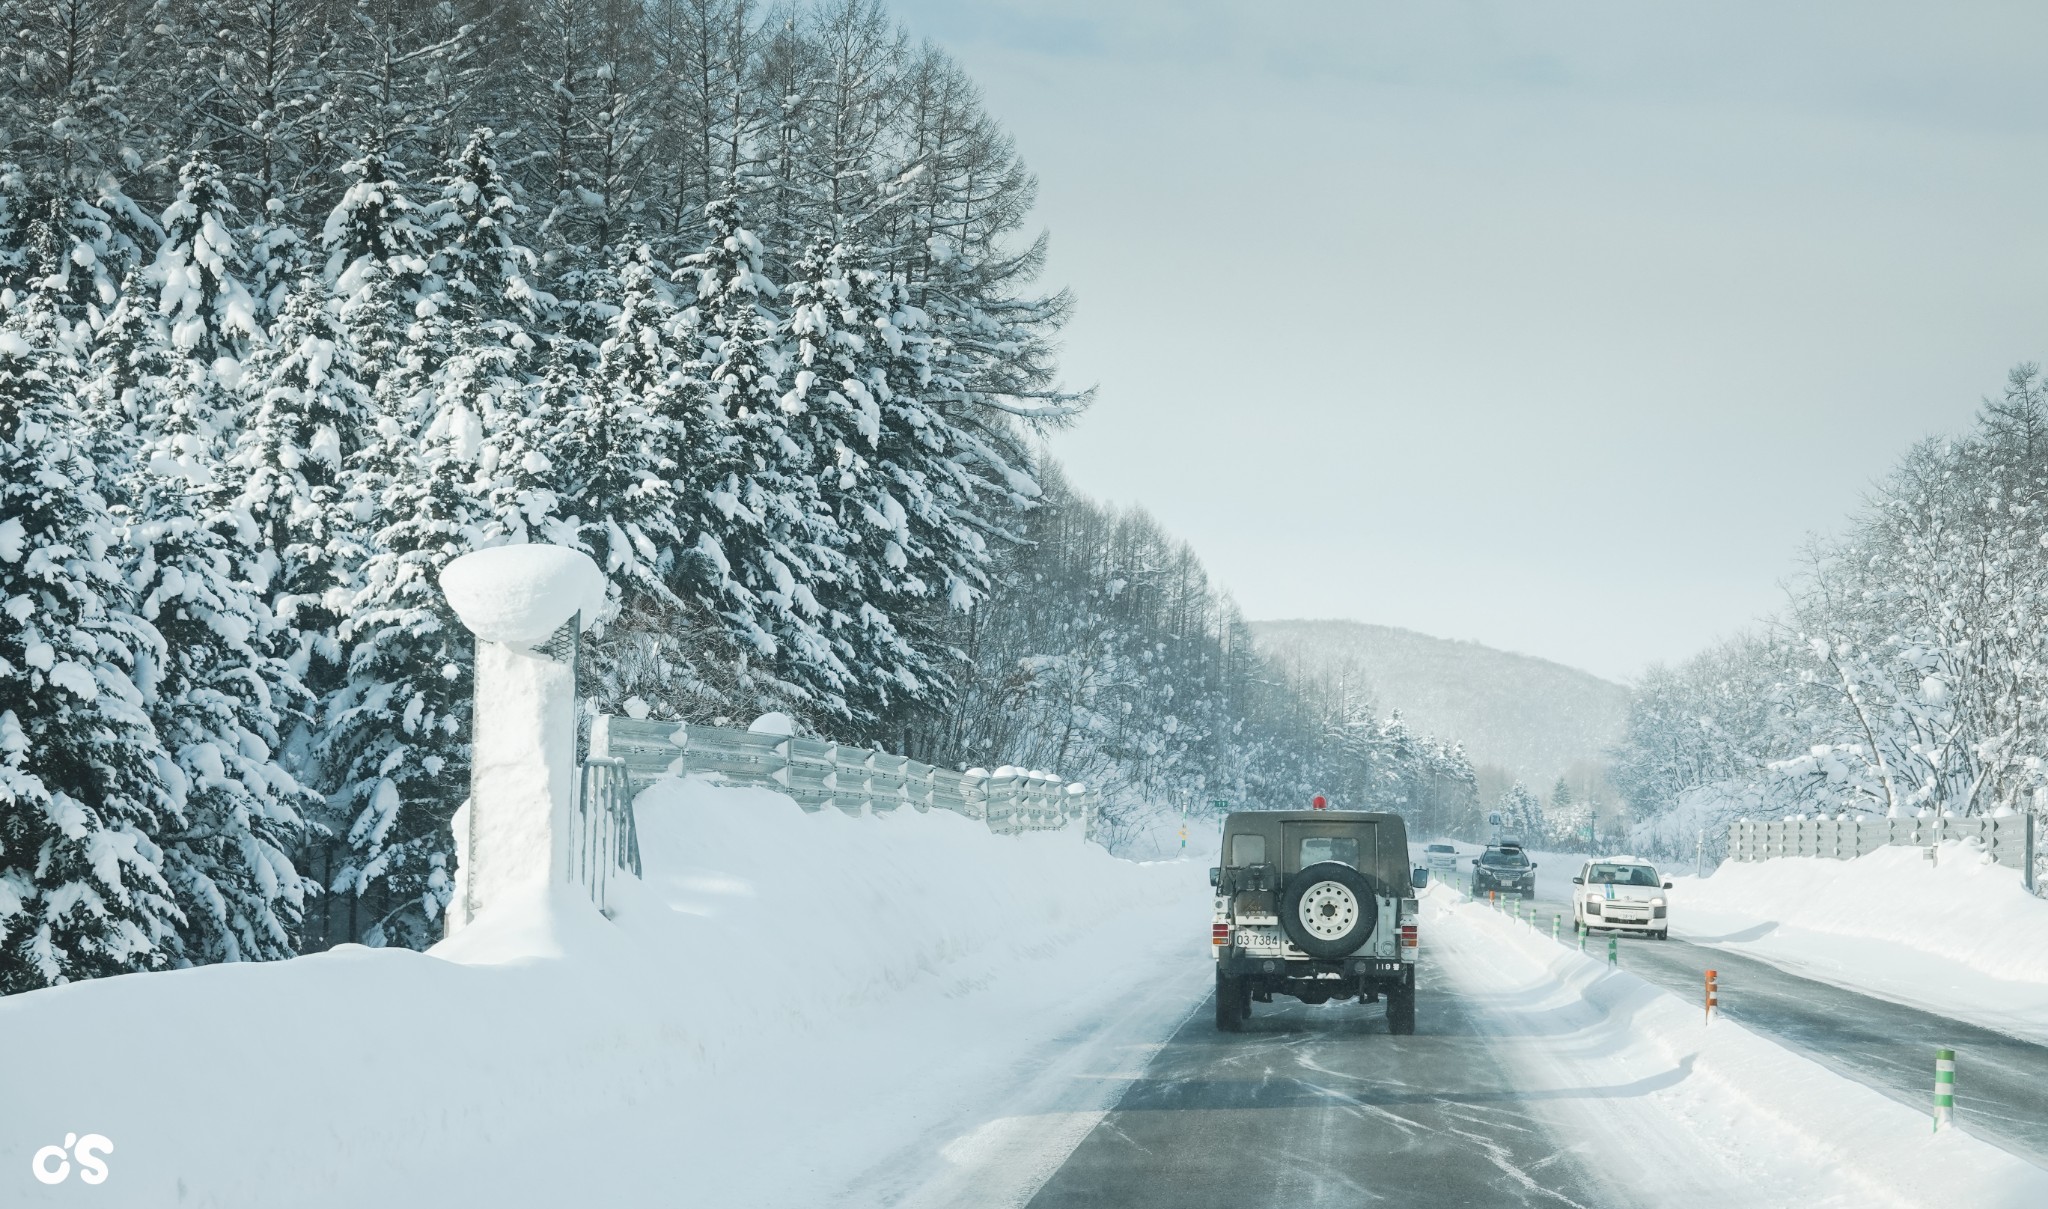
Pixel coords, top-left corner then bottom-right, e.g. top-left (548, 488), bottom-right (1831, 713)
top-left (1022, 959), bottom-right (1608, 1209)
top-left (1519, 889), bottom-right (2048, 1166)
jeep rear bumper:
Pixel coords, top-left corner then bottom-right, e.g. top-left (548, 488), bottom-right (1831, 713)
top-left (1218, 952), bottom-right (1411, 984)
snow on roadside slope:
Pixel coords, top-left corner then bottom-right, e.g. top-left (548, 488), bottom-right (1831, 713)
top-left (0, 777), bottom-right (1210, 1209)
top-left (1670, 843), bottom-right (2048, 1044)
top-left (1429, 886), bottom-right (2048, 1209)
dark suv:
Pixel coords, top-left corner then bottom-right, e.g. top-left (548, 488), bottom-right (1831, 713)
top-left (1209, 810), bottom-right (1427, 1034)
top-left (1470, 843), bottom-right (1537, 899)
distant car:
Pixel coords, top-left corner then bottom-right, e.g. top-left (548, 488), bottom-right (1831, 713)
top-left (1423, 843), bottom-right (1459, 875)
top-left (1470, 844), bottom-right (1537, 899)
top-left (1571, 857), bottom-right (1673, 938)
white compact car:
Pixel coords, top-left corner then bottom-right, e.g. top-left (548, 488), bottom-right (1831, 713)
top-left (1571, 857), bottom-right (1672, 938)
top-left (1423, 843), bottom-right (1459, 876)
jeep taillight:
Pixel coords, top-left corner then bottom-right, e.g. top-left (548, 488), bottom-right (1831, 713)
top-left (1212, 923), bottom-right (1230, 946)
top-left (1399, 919), bottom-right (1419, 956)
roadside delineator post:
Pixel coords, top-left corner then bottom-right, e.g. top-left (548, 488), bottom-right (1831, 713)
top-left (1934, 1049), bottom-right (1955, 1131)
top-left (1607, 934), bottom-right (1618, 968)
top-left (1704, 969), bottom-right (1718, 1024)
top-left (1578, 924), bottom-right (1586, 953)
top-left (1552, 914), bottom-right (1560, 942)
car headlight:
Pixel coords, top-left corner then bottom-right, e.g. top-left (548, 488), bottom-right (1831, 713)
top-left (1649, 897), bottom-right (1666, 907)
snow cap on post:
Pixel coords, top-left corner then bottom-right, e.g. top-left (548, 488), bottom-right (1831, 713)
top-left (440, 544), bottom-right (607, 648)
top-left (748, 712), bottom-right (796, 736)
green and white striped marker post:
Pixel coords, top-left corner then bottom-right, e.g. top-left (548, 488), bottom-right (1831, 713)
top-left (1934, 1049), bottom-right (1955, 1131)
top-left (1552, 914), bottom-right (1560, 942)
top-left (1607, 934), bottom-right (1619, 968)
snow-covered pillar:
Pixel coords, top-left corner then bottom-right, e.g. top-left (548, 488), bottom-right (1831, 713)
top-left (439, 544), bottom-right (606, 934)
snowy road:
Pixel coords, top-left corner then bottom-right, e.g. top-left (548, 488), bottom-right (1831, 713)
top-left (1523, 889), bottom-right (2048, 1165)
top-left (1022, 955), bottom-right (1608, 1209)
top-left (900, 886), bottom-right (2048, 1209)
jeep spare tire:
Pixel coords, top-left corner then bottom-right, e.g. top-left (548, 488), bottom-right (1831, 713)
top-left (1280, 861), bottom-right (1379, 959)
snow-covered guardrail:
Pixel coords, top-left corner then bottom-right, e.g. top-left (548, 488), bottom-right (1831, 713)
top-left (1727, 815), bottom-right (2036, 886)
top-left (587, 715), bottom-right (1099, 838)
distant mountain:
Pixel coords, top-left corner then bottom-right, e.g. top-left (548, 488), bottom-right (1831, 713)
top-left (1250, 620), bottom-right (1629, 785)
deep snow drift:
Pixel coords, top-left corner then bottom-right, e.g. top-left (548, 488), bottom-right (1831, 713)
top-left (0, 778), bottom-right (1209, 1208)
top-left (1430, 885), bottom-right (2048, 1208)
top-left (1671, 842), bottom-right (2048, 1044)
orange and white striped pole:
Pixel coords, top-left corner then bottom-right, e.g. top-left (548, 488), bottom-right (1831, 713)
top-left (1705, 969), bottom-right (1719, 1024)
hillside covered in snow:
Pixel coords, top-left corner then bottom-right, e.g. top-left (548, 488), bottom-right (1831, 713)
top-left (1253, 619), bottom-right (1630, 784)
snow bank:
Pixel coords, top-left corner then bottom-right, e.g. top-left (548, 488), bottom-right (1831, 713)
top-left (1429, 887), bottom-right (2048, 1208)
top-left (1672, 843), bottom-right (2048, 1043)
top-left (0, 778), bottom-right (1209, 1208)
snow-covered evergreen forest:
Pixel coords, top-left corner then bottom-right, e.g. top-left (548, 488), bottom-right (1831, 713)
top-left (1613, 373), bottom-right (2048, 869)
top-left (0, 0), bottom-right (1474, 991)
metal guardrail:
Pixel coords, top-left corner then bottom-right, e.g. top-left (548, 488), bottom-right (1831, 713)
top-left (1727, 815), bottom-right (2036, 888)
top-left (587, 716), bottom-right (1098, 837)
top-left (573, 756), bottom-right (643, 914)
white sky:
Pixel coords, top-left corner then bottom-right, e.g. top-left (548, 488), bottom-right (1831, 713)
top-left (892, 0), bottom-right (2048, 682)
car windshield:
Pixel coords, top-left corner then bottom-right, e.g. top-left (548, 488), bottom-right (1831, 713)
top-left (1587, 864), bottom-right (1659, 886)
top-left (1482, 849), bottom-right (1528, 866)
top-left (1427, 844), bottom-right (1454, 853)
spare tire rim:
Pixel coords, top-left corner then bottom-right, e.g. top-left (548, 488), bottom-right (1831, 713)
top-left (1298, 881), bottom-right (1359, 941)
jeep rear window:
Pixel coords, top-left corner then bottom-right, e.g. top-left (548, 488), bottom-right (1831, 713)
top-left (1300, 836), bottom-right (1361, 868)
top-left (1228, 834), bottom-right (1266, 866)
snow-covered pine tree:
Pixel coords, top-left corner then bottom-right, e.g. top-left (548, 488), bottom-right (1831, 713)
top-left (0, 235), bottom-right (182, 992)
top-left (76, 271), bottom-right (162, 490)
top-left (678, 198), bottom-right (847, 718)
top-left (481, 345), bottom-right (574, 550)
top-left (319, 147), bottom-right (488, 948)
top-left (228, 274), bottom-right (380, 948)
top-left (153, 158), bottom-right (263, 368)
top-left (323, 408), bottom-right (480, 948)
top-left (114, 168), bottom-right (317, 966)
top-left (231, 280), bottom-right (376, 690)
top-left (557, 240), bottom-right (704, 716)
top-left (578, 241), bottom-right (686, 595)
top-left (324, 150), bottom-right (433, 391)
top-left (782, 239), bottom-right (933, 723)
top-left (418, 130), bottom-right (545, 504)
top-left (1496, 781), bottom-right (1544, 842)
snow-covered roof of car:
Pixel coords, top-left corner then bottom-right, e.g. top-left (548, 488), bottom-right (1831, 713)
top-left (1589, 855), bottom-right (1652, 865)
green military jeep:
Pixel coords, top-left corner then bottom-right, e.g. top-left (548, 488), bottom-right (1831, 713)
top-left (1209, 809), bottom-right (1426, 1034)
